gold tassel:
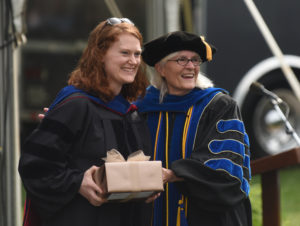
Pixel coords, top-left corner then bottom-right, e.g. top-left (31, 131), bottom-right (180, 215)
top-left (176, 199), bottom-right (184, 226)
top-left (200, 36), bottom-right (212, 61)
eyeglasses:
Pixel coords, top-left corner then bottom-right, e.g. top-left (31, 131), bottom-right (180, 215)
top-left (167, 57), bottom-right (202, 66)
top-left (106, 17), bottom-right (134, 26)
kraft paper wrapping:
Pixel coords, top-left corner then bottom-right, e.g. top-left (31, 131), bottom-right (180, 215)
top-left (93, 149), bottom-right (164, 202)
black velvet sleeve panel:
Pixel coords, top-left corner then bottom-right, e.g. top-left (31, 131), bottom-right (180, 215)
top-left (171, 93), bottom-right (251, 212)
top-left (172, 159), bottom-right (246, 212)
top-left (19, 96), bottom-right (153, 220)
top-left (18, 97), bottom-right (93, 219)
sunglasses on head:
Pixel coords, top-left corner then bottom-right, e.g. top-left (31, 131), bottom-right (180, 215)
top-left (106, 17), bottom-right (134, 26)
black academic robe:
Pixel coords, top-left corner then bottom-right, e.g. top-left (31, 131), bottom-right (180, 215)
top-left (171, 93), bottom-right (252, 226)
top-left (137, 87), bottom-right (252, 226)
top-left (19, 93), bottom-right (153, 226)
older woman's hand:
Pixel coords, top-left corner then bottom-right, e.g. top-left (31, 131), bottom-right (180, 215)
top-left (162, 168), bottom-right (184, 184)
top-left (79, 166), bottom-right (108, 206)
top-left (145, 192), bottom-right (161, 203)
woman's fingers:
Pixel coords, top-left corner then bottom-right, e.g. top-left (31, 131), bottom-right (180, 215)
top-left (145, 192), bottom-right (161, 203)
top-left (79, 166), bottom-right (108, 206)
top-left (38, 114), bottom-right (45, 120)
top-left (38, 107), bottom-right (49, 120)
top-left (162, 168), bottom-right (184, 183)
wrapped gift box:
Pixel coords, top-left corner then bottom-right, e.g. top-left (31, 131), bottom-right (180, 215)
top-left (93, 150), bottom-right (164, 202)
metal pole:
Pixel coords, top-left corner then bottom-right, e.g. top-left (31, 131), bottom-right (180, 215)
top-left (181, 0), bottom-right (193, 32)
top-left (2, 26), bottom-right (22, 226)
top-left (104, 0), bottom-right (123, 17)
top-left (0, 0), bottom-right (22, 225)
top-left (146, 0), bottom-right (166, 41)
top-left (0, 0), bottom-right (5, 224)
top-left (244, 0), bottom-right (300, 102)
top-left (193, 0), bottom-right (207, 36)
top-left (271, 100), bottom-right (300, 146)
top-left (165, 0), bottom-right (180, 33)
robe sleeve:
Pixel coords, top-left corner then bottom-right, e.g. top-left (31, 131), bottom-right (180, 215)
top-left (18, 97), bottom-right (90, 219)
top-left (171, 94), bottom-right (251, 212)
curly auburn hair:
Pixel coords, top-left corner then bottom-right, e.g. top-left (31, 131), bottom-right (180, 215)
top-left (68, 20), bottom-right (148, 102)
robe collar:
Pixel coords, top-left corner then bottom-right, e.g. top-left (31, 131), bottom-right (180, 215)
top-left (135, 85), bottom-right (226, 113)
top-left (48, 85), bottom-right (135, 115)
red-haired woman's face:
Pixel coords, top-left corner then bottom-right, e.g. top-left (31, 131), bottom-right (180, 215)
top-left (102, 33), bottom-right (142, 95)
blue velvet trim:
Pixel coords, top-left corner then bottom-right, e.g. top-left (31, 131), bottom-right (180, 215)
top-left (244, 133), bottom-right (250, 147)
top-left (205, 158), bottom-right (250, 195)
top-left (217, 119), bottom-right (250, 147)
top-left (217, 119), bottom-right (245, 134)
top-left (242, 177), bottom-right (250, 196)
top-left (244, 155), bottom-right (252, 179)
top-left (136, 86), bottom-right (226, 112)
top-left (209, 139), bottom-right (245, 156)
top-left (48, 85), bottom-right (132, 115)
top-left (244, 155), bottom-right (251, 171)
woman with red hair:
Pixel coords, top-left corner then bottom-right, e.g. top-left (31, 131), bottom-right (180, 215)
top-left (19, 18), bottom-right (155, 226)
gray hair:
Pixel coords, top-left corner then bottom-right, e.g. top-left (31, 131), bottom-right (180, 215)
top-left (148, 51), bottom-right (214, 103)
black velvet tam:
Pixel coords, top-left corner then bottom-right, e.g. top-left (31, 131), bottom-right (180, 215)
top-left (142, 31), bottom-right (217, 66)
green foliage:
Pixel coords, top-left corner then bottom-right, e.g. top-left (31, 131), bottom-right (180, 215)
top-left (249, 175), bottom-right (262, 226)
top-left (250, 166), bottom-right (300, 226)
top-left (280, 166), bottom-right (300, 226)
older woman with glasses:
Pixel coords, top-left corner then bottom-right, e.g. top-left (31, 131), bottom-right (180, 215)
top-left (19, 18), bottom-right (157, 226)
top-left (136, 31), bottom-right (252, 226)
